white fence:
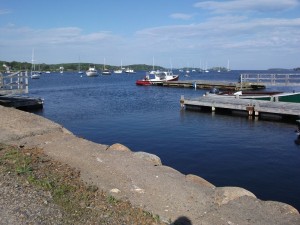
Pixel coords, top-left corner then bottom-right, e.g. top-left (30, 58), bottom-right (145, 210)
top-left (240, 73), bottom-right (300, 86)
top-left (0, 71), bottom-right (28, 95)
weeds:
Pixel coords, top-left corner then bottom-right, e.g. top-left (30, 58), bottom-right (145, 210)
top-left (0, 143), bottom-right (166, 224)
top-left (107, 195), bottom-right (119, 205)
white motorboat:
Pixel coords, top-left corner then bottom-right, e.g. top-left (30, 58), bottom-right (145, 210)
top-left (113, 69), bottom-right (123, 74)
top-left (86, 65), bottom-right (98, 77)
top-left (59, 66), bottom-right (64, 74)
top-left (150, 70), bottom-right (179, 83)
top-left (125, 68), bottom-right (136, 74)
top-left (136, 70), bottom-right (179, 85)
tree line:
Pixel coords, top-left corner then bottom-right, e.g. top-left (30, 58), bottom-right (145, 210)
top-left (0, 61), bottom-right (164, 72)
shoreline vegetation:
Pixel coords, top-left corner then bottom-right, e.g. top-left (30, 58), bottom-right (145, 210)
top-left (1, 60), bottom-right (300, 73)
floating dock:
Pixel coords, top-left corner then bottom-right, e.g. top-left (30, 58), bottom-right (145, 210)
top-left (0, 71), bottom-right (28, 95)
top-left (0, 95), bottom-right (43, 110)
top-left (160, 80), bottom-right (265, 91)
top-left (0, 71), bottom-right (43, 110)
top-left (181, 95), bottom-right (300, 120)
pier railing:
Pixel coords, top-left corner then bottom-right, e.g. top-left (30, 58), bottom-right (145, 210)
top-left (0, 71), bottom-right (28, 95)
top-left (240, 73), bottom-right (300, 86)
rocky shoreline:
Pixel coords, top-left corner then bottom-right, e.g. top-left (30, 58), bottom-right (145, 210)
top-left (1, 105), bottom-right (300, 224)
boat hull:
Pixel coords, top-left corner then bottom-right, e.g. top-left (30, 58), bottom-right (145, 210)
top-left (167, 75), bottom-right (179, 81)
top-left (136, 80), bottom-right (152, 86)
top-left (241, 92), bottom-right (300, 103)
top-left (207, 91), bottom-right (300, 103)
top-left (86, 71), bottom-right (98, 77)
top-left (114, 70), bottom-right (122, 74)
top-left (31, 74), bottom-right (40, 79)
top-left (136, 75), bottom-right (179, 86)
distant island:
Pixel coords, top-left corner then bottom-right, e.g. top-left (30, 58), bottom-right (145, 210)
top-left (1, 59), bottom-right (300, 73)
top-left (267, 68), bottom-right (297, 71)
top-left (0, 61), bottom-right (164, 73)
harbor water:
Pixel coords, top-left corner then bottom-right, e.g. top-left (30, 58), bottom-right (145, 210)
top-left (29, 70), bottom-right (300, 211)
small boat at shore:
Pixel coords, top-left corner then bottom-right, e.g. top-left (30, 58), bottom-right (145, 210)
top-left (136, 70), bottom-right (179, 86)
top-left (86, 65), bottom-right (98, 77)
top-left (206, 88), bottom-right (300, 103)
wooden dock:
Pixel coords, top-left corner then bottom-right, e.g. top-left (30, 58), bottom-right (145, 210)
top-left (181, 95), bottom-right (300, 120)
top-left (159, 80), bottom-right (265, 91)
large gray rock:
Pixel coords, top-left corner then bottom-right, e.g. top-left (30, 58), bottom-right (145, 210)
top-left (186, 174), bottom-right (215, 188)
top-left (133, 151), bottom-right (162, 166)
top-left (214, 186), bottom-right (256, 205)
top-left (106, 143), bottom-right (131, 152)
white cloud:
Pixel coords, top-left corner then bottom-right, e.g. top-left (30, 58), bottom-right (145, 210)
top-left (1, 7), bottom-right (300, 69)
top-left (0, 25), bottom-right (125, 64)
top-left (0, 26), bottom-right (119, 46)
top-left (170, 13), bottom-right (193, 20)
top-left (0, 9), bottom-right (11, 15)
top-left (134, 15), bottom-right (300, 61)
top-left (194, 0), bottom-right (299, 13)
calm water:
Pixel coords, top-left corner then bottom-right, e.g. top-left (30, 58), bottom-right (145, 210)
top-left (29, 70), bottom-right (300, 210)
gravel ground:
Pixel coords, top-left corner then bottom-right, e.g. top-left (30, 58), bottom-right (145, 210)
top-left (0, 144), bottom-right (166, 225)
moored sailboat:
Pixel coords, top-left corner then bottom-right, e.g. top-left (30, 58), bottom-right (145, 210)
top-left (114, 60), bottom-right (123, 74)
top-left (78, 56), bottom-right (83, 74)
top-left (30, 49), bottom-right (40, 79)
top-left (102, 58), bottom-right (111, 75)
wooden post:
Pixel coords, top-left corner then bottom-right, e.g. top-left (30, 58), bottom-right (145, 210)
top-left (180, 95), bottom-right (185, 108)
top-left (246, 105), bottom-right (254, 116)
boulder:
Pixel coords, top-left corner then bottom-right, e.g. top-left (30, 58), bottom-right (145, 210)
top-left (133, 151), bottom-right (162, 166)
top-left (106, 143), bottom-right (131, 152)
top-left (186, 174), bottom-right (215, 188)
top-left (214, 186), bottom-right (256, 205)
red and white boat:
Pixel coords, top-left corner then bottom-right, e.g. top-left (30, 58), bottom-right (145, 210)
top-left (136, 70), bottom-right (179, 86)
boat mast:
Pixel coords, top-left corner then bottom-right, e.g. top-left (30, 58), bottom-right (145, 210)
top-left (152, 56), bottom-right (155, 71)
top-left (31, 48), bottom-right (35, 75)
top-left (227, 59), bottom-right (230, 71)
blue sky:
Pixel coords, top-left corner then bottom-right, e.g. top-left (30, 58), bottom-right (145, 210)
top-left (1, 0), bottom-right (300, 69)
